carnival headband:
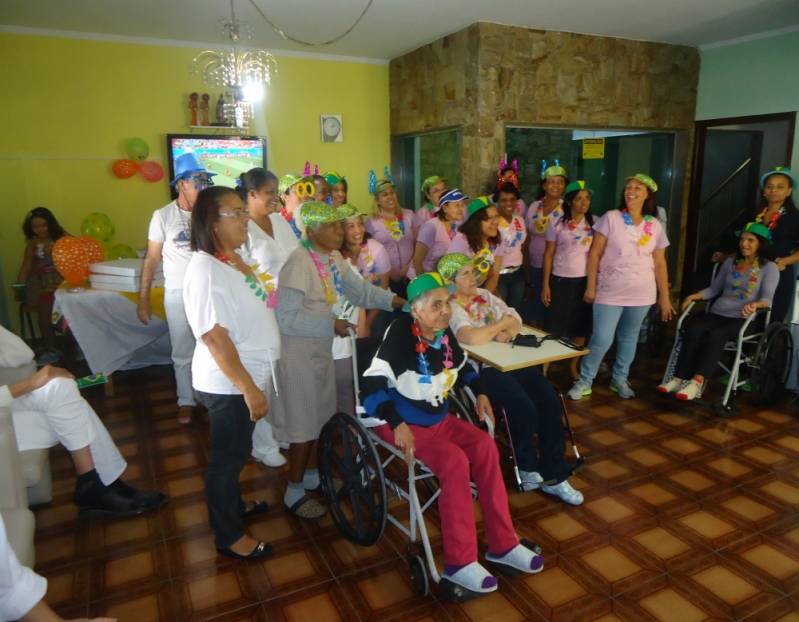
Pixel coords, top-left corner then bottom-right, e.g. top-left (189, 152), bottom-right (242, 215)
top-left (336, 203), bottom-right (361, 220)
top-left (626, 173), bottom-right (658, 193)
top-left (760, 166), bottom-right (797, 189)
top-left (541, 160), bottom-right (567, 180)
top-left (421, 175), bottom-right (445, 195)
top-left (324, 170), bottom-right (346, 186)
top-left (303, 161), bottom-right (321, 177)
top-left (297, 201), bottom-right (346, 235)
top-left (738, 221), bottom-right (773, 242)
top-left (402, 272), bottom-right (454, 312)
top-left (369, 166), bottom-right (394, 194)
top-left (565, 180), bottom-right (593, 196)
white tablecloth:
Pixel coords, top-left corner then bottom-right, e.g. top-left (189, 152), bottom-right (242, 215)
top-left (53, 288), bottom-right (171, 375)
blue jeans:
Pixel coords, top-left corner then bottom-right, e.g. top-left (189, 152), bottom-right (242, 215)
top-left (521, 267), bottom-right (545, 325)
top-left (580, 304), bottom-right (651, 385)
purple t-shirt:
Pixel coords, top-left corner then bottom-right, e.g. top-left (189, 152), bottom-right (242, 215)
top-left (525, 199), bottom-right (564, 269)
top-left (594, 209), bottom-right (669, 306)
top-left (495, 215), bottom-right (527, 269)
top-left (545, 217), bottom-right (593, 278)
top-left (365, 208), bottom-right (416, 279)
top-left (699, 257), bottom-right (780, 319)
top-left (412, 203), bottom-right (435, 234)
top-left (356, 238), bottom-right (391, 285)
top-left (417, 218), bottom-right (460, 272)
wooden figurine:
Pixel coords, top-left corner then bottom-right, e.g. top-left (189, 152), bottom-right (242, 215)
top-left (189, 92), bottom-right (199, 125)
top-left (200, 93), bottom-right (210, 126)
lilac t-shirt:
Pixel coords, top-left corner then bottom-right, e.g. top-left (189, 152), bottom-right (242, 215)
top-left (545, 217), bottom-right (593, 278)
top-left (365, 208), bottom-right (416, 279)
top-left (525, 199), bottom-right (564, 269)
top-left (417, 218), bottom-right (459, 272)
top-left (447, 234), bottom-right (498, 271)
top-left (594, 209), bottom-right (669, 307)
top-left (495, 215), bottom-right (527, 269)
top-left (357, 238), bottom-right (391, 285)
top-left (699, 257), bottom-right (780, 319)
top-left (412, 203), bottom-right (435, 233)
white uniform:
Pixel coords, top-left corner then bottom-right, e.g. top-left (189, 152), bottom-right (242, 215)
top-left (147, 201), bottom-right (196, 407)
top-left (0, 514), bottom-right (46, 621)
top-left (0, 327), bottom-right (126, 485)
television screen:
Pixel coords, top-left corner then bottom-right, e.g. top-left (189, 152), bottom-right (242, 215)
top-left (166, 134), bottom-right (266, 198)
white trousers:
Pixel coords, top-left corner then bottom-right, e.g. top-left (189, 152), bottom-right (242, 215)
top-left (251, 378), bottom-right (280, 456)
top-left (11, 377), bottom-right (126, 486)
top-left (164, 288), bottom-right (196, 407)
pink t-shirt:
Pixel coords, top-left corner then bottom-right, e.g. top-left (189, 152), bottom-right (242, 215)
top-left (356, 238), bottom-right (391, 285)
top-left (544, 217), bottom-right (593, 278)
top-left (525, 199), bottom-right (564, 269)
top-left (593, 209), bottom-right (669, 306)
top-left (412, 203), bottom-right (435, 234)
top-left (447, 234), bottom-right (498, 271)
top-left (417, 218), bottom-right (460, 272)
top-left (514, 198), bottom-right (527, 220)
top-left (495, 215), bottom-right (527, 269)
top-left (365, 208), bottom-right (416, 278)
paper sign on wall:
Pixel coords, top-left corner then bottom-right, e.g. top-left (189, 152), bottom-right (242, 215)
top-left (582, 138), bottom-right (605, 159)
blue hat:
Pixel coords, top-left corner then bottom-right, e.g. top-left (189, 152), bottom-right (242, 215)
top-left (437, 188), bottom-right (468, 210)
top-left (171, 152), bottom-right (216, 186)
top-left (760, 166), bottom-right (796, 189)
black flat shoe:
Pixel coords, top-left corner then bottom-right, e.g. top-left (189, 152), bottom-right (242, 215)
top-left (109, 480), bottom-right (169, 512)
top-left (76, 487), bottom-right (146, 519)
top-left (240, 500), bottom-right (269, 519)
top-left (217, 541), bottom-right (274, 560)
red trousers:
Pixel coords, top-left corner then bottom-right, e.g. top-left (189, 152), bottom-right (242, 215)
top-left (375, 415), bottom-right (518, 565)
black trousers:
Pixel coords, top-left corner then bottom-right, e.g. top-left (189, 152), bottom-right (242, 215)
top-left (196, 391), bottom-right (255, 549)
top-left (480, 366), bottom-right (570, 484)
top-left (674, 312), bottom-right (744, 380)
top-left (497, 269), bottom-right (525, 314)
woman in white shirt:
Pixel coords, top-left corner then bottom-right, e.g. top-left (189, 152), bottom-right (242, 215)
top-left (183, 186), bottom-right (281, 561)
top-left (238, 168), bottom-right (298, 468)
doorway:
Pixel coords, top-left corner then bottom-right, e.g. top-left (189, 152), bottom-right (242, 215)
top-left (683, 112), bottom-right (796, 294)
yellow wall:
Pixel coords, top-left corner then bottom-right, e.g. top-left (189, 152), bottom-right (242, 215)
top-left (0, 32), bottom-right (389, 328)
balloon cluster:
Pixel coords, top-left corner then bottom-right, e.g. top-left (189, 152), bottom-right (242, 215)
top-left (111, 138), bottom-right (164, 182)
top-left (80, 212), bottom-right (137, 261)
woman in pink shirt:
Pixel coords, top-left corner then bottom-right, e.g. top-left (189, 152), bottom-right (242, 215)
top-left (494, 182), bottom-right (528, 311)
top-left (448, 198), bottom-right (503, 293)
top-left (541, 180), bottom-right (594, 380)
top-left (412, 175), bottom-right (447, 234)
top-left (568, 174), bottom-right (675, 401)
top-left (524, 165), bottom-right (567, 325)
top-left (413, 188), bottom-right (467, 276)
top-left (364, 178), bottom-right (416, 298)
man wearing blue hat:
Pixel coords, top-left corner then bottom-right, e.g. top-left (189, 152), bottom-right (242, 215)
top-left (137, 152), bottom-right (216, 423)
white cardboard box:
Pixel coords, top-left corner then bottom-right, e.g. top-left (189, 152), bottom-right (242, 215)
top-left (89, 258), bottom-right (161, 278)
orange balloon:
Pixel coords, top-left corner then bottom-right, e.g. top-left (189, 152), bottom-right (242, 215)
top-left (52, 235), bottom-right (106, 286)
top-left (137, 160), bottom-right (164, 182)
top-left (112, 159), bottom-right (138, 179)
top-left (79, 236), bottom-right (105, 264)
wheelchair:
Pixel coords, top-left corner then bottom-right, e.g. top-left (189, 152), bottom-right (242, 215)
top-left (661, 300), bottom-right (793, 416)
top-left (316, 331), bottom-right (543, 602)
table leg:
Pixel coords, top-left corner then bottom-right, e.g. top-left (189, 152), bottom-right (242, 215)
top-left (104, 374), bottom-right (115, 398)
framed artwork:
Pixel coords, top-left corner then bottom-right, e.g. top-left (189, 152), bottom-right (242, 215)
top-left (320, 114), bottom-right (343, 143)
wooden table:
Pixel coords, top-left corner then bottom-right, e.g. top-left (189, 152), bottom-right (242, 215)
top-left (461, 325), bottom-right (589, 372)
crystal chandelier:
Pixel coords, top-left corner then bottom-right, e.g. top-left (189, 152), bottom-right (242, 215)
top-left (191, 0), bottom-right (277, 129)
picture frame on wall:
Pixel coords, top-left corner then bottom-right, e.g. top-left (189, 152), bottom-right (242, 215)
top-left (320, 114), bottom-right (343, 143)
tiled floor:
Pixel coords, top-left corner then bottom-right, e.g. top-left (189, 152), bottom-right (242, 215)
top-left (34, 362), bottom-right (799, 621)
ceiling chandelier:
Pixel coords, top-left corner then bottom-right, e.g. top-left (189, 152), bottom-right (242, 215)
top-left (191, 0), bottom-right (277, 129)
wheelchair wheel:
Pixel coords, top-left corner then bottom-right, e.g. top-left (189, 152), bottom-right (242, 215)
top-left (407, 554), bottom-right (429, 596)
top-left (756, 323), bottom-right (793, 405)
top-left (317, 413), bottom-right (387, 546)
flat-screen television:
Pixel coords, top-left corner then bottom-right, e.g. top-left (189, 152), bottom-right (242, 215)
top-left (166, 133), bottom-right (267, 199)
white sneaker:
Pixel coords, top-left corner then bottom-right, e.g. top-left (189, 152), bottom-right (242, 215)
top-left (540, 480), bottom-right (584, 505)
top-left (252, 448), bottom-right (287, 467)
top-left (657, 377), bottom-right (685, 394)
top-left (610, 378), bottom-right (636, 399)
top-left (567, 380), bottom-right (592, 401)
top-left (519, 470), bottom-right (543, 491)
top-left (676, 379), bottom-right (702, 401)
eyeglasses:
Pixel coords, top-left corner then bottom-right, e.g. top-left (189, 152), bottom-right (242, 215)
top-left (190, 176), bottom-right (213, 190)
top-left (219, 210), bottom-right (249, 219)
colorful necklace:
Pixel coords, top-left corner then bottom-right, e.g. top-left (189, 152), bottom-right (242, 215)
top-left (356, 241), bottom-right (380, 284)
top-left (620, 209), bottom-right (655, 247)
top-left (410, 321), bottom-right (454, 391)
top-left (473, 246), bottom-right (495, 276)
top-left (447, 220), bottom-right (458, 240)
top-left (281, 207), bottom-right (302, 239)
top-left (457, 293), bottom-right (493, 325)
top-left (755, 206), bottom-right (785, 231)
top-left (302, 240), bottom-right (343, 306)
top-left (499, 216), bottom-right (524, 247)
top-left (530, 202), bottom-right (562, 235)
top-left (566, 218), bottom-right (593, 247)
top-left (731, 258), bottom-right (760, 301)
top-left (384, 211), bottom-right (406, 241)
top-left (214, 252), bottom-right (277, 309)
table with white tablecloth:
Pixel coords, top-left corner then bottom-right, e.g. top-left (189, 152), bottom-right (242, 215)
top-left (53, 287), bottom-right (171, 377)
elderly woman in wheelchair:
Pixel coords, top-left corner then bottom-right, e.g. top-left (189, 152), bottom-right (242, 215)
top-left (658, 222), bottom-right (779, 401)
top-left (361, 273), bottom-right (543, 597)
top-left (437, 253), bottom-right (584, 505)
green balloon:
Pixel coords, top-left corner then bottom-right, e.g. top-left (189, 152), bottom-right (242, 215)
top-left (126, 137), bottom-right (149, 161)
top-left (81, 212), bottom-right (115, 243)
top-left (105, 243), bottom-right (138, 259)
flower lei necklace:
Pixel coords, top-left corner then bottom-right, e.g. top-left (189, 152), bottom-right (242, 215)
top-left (446, 220), bottom-right (458, 240)
top-left (531, 202), bottom-right (562, 235)
top-left (383, 210), bottom-right (406, 241)
top-left (620, 209), bottom-right (655, 247)
top-left (499, 216), bottom-right (524, 247)
top-left (755, 206), bottom-right (785, 231)
top-left (214, 252), bottom-right (277, 309)
top-left (731, 257), bottom-right (760, 301)
top-left (357, 241), bottom-right (379, 283)
top-left (302, 240), bottom-right (343, 306)
top-left (411, 321), bottom-right (454, 390)
top-left (281, 207), bottom-right (302, 239)
top-left (566, 218), bottom-right (593, 246)
top-left (456, 293), bottom-right (494, 325)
